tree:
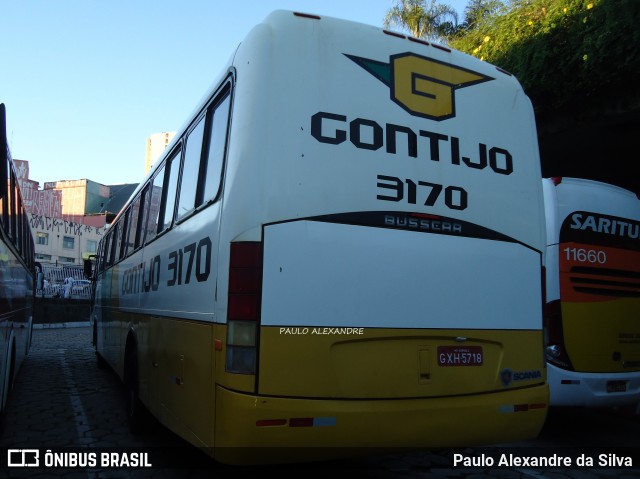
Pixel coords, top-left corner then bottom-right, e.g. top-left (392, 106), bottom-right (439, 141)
top-left (448, 0), bottom-right (640, 112)
top-left (383, 0), bottom-right (459, 42)
top-left (459, 0), bottom-right (505, 31)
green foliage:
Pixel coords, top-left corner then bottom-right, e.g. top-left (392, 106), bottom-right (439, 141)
top-left (449, 0), bottom-right (640, 113)
top-left (384, 0), bottom-right (459, 42)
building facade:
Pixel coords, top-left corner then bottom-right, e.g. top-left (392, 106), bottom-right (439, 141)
top-left (30, 214), bottom-right (104, 265)
top-left (42, 178), bottom-right (110, 216)
top-left (14, 160), bottom-right (135, 267)
top-left (145, 131), bottom-right (176, 174)
top-left (15, 125), bottom-right (159, 269)
top-left (15, 160), bottom-right (63, 217)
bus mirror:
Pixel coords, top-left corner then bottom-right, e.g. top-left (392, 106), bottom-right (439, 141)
top-left (84, 257), bottom-right (95, 280)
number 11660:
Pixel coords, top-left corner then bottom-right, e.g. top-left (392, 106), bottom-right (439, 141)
top-left (563, 247), bottom-right (606, 264)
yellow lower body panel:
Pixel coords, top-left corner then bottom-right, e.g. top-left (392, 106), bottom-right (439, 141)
top-left (212, 383), bottom-right (549, 465)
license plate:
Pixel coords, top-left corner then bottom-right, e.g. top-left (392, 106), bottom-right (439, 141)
top-left (437, 345), bottom-right (483, 366)
top-left (607, 380), bottom-right (627, 393)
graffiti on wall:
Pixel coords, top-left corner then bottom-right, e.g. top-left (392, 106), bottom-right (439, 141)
top-left (16, 177), bottom-right (63, 218)
top-left (29, 213), bottom-right (105, 237)
top-left (29, 190), bottom-right (63, 218)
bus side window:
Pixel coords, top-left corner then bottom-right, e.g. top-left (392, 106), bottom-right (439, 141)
top-left (97, 238), bottom-right (104, 272)
top-left (97, 240), bottom-right (104, 272)
top-left (202, 93), bottom-right (230, 203)
top-left (108, 223), bottom-right (119, 266)
top-left (119, 210), bottom-right (130, 260)
top-left (0, 164), bottom-right (4, 227)
top-left (160, 150), bottom-right (180, 233)
top-left (177, 115), bottom-right (206, 220)
top-left (136, 185), bottom-right (150, 248)
top-left (114, 220), bottom-right (123, 262)
top-left (128, 195), bottom-right (141, 253)
top-left (16, 194), bottom-right (23, 255)
top-left (8, 170), bottom-right (16, 241)
top-left (0, 157), bottom-right (6, 227)
top-left (100, 234), bottom-right (108, 270)
top-left (103, 233), bottom-right (111, 270)
top-left (0, 157), bottom-right (11, 229)
top-left (120, 209), bottom-right (132, 259)
top-left (146, 165), bottom-right (165, 244)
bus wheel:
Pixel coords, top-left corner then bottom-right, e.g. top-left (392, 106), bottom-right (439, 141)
top-left (96, 351), bottom-right (107, 369)
top-left (0, 341), bottom-right (15, 420)
top-left (124, 349), bottom-right (147, 434)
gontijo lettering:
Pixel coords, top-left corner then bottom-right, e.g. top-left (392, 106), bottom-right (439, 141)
top-left (311, 112), bottom-right (513, 176)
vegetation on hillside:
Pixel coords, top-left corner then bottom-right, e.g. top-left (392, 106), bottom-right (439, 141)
top-left (385, 0), bottom-right (640, 114)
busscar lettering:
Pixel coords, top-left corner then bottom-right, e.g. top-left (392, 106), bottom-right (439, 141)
top-left (311, 111), bottom-right (513, 175)
top-left (384, 214), bottom-right (463, 234)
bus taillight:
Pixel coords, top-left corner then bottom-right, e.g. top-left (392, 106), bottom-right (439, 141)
top-left (544, 299), bottom-right (574, 370)
top-left (226, 241), bottom-right (263, 374)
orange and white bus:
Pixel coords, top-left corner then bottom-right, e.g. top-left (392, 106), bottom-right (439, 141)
top-left (88, 10), bottom-right (548, 465)
top-left (0, 103), bottom-right (34, 418)
top-left (543, 176), bottom-right (640, 407)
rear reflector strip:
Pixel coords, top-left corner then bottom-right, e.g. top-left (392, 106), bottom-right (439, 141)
top-left (499, 403), bottom-right (547, 413)
top-left (289, 417), bottom-right (313, 427)
top-left (256, 419), bottom-right (287, 427)
top-left (256, 417), bottom-right (337, 427)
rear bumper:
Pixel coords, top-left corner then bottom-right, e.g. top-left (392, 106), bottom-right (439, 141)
top-left (548, 363), bottom-right (640, 407)
top-left (213, 384), bottom-right (549, 465)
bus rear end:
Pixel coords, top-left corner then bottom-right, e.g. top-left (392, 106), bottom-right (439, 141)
top-left (214, 10), bottom-right (548, 464)
top-left (544, 177), bottom-right (640, 407)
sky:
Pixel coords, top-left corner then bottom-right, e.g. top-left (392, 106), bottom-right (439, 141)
top-left (1, 0), bottom-right (468, 187)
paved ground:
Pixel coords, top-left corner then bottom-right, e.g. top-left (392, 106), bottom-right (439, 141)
top-left (0, 324), bottom-right (639, 478)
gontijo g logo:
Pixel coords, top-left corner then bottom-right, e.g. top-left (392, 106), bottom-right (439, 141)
top-left (346, 53), bottom-right (493, 121)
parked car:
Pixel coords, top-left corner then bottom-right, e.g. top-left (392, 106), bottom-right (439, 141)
top-left (71, 279), bottom-right (92, 297)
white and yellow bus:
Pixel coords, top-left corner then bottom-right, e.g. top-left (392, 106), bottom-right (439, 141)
top-left (88, 10), bottom-right (548, 465)
top-left (0, 103), bottom-right (34, 419)
top-left (543, 176), bottom-right (640, 407)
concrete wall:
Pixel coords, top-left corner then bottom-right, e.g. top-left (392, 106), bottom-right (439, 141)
top-left (34, 297), bottom-right (91, 324)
